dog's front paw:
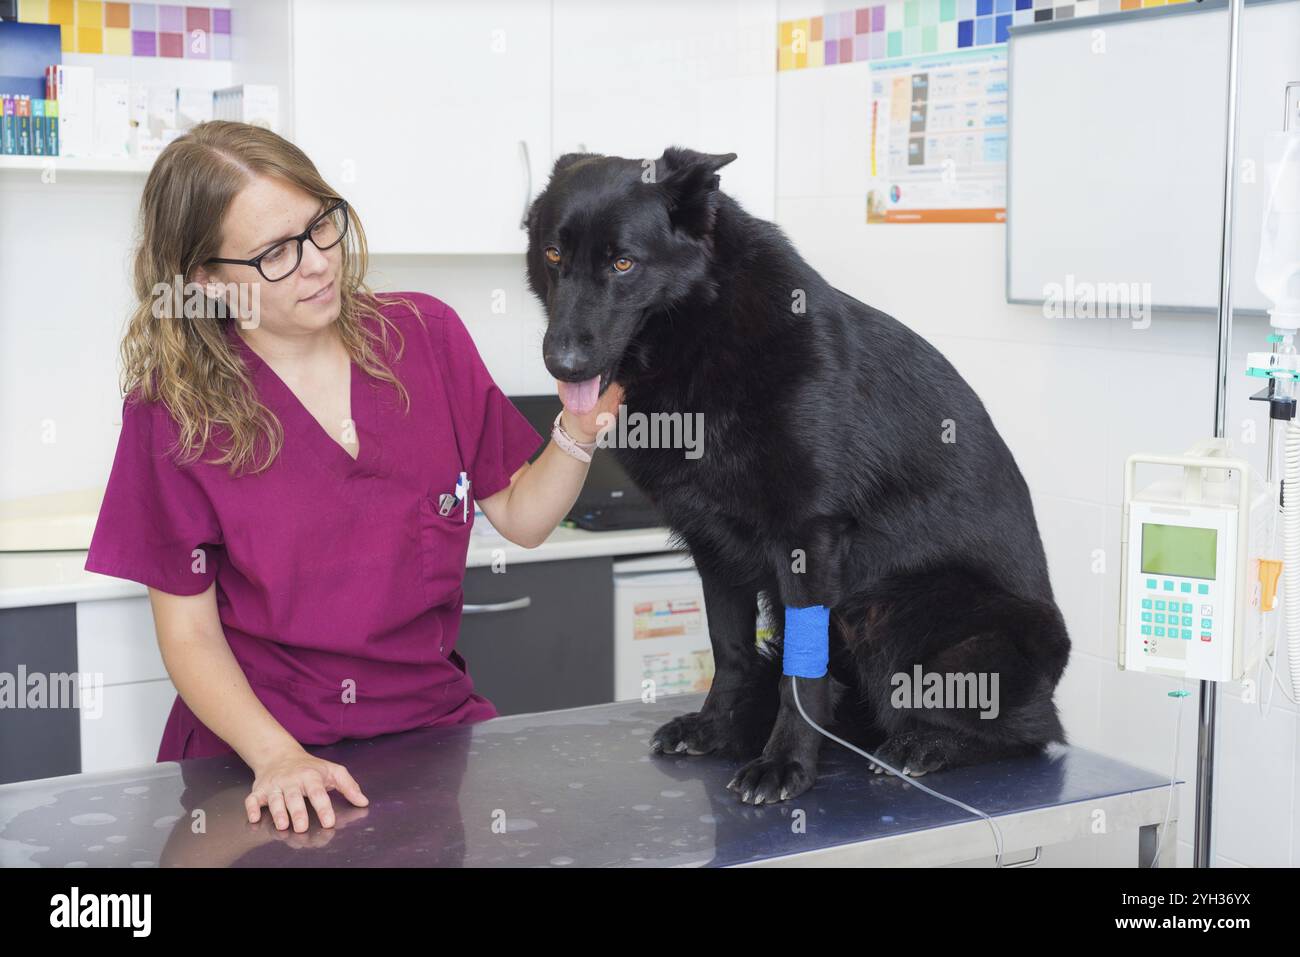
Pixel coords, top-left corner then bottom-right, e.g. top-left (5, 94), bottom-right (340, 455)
top-left (871, 730), bottom-right (954, 777)
top-left (726, 755), bottom-right (816, 805)
top-left (650, 711), bottom-right (735, 756)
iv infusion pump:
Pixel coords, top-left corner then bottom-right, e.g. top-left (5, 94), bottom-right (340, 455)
top-left (1119, 441), bottom-right (1279, 682)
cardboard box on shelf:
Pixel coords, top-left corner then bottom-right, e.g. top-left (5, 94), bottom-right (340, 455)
top-left (53, 65), bottom-right (93, 158)
top-left (92, 79), bottom-right (130, 158)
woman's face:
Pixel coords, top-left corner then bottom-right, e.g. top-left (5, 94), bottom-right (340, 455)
top-left (205, 175), bottom-right (343, 333)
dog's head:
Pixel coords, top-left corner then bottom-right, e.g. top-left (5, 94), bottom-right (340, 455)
top-left (524, 146), bottom-right (737, 413)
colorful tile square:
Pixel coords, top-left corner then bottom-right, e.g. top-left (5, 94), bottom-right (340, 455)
top-left (185, 4), bottom-right (208, 32)
top-left (132, 3), bottom-right (156, 29)
top-left (103, 25), bottom-right (130, 53)
top-left (872, 4), bottom-right (886, 29)
top-left (105, 1), bottom-right (130, 27)
top-left (158, 3), bottom-right (182, 32)
top-left (211, 30), bottom-right (229, 59)
top-left (131, 28), bottom-right (155, 55)
top-left (48, 0), bottom-right (73, 22)
top-left (75, 0), bottom-right (101, 23)
top-left (958, 18), bottom-right (973, 45)
top-left (158, 29), bottom-right (182, 56)
top-left (18, 0), bottom-right (49, 21)
top-left (212, 7), bottom-right (229, 33)
top-left (76, 24), bottom-right (102, 52)
top-left (856, 7), bottom-right (871, 32)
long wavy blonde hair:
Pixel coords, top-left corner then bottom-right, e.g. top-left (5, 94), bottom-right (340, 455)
top-left (120, 120), bottom-right (413, 476)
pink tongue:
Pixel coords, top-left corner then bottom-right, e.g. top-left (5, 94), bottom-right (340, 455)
top-left (558, 376), bottom-right (601, 415)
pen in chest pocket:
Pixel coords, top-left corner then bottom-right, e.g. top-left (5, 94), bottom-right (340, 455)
top-left (438, 471), bottom-right (471, 522)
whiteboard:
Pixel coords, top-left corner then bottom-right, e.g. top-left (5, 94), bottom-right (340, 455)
top-left (1006, 0), bottom-right (1300, 314)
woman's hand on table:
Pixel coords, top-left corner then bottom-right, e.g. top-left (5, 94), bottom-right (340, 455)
top-left (245, 745), bottom-right (369, 832)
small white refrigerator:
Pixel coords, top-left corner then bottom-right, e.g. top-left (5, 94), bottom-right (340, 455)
top-left (613, 553), bottom-right (713, 702)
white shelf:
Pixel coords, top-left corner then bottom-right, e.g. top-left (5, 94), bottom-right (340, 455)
top-left (0, 154), bottom-right (153, 173)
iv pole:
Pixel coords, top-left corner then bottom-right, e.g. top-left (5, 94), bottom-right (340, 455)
top-left (1201, 0), bottom-right (1247, 869)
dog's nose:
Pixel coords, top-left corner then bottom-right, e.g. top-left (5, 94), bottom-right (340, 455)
top-left (544, 347), bottom-right (594, 381)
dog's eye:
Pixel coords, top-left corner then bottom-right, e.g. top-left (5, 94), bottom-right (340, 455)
top-left (613, 257), bottom-right (635, 273)
top-left (544, 246), bottom-right (561, 265)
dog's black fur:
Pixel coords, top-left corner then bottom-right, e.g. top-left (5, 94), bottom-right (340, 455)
top-left (524, 147), bottom-right (1071, 804)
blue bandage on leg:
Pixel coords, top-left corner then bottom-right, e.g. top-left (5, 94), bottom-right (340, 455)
top-left (783, 604), bottom-right (829, 678)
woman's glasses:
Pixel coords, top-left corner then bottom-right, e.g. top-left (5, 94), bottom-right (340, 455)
top-left (207, 199), bottom-right (350, 282)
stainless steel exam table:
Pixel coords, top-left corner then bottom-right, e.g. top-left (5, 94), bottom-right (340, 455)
top-left (0, 693), bottom-right (1178, 867)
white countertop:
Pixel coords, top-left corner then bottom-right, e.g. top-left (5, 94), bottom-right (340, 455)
top-left (0, 525), bottom-right (683, 610)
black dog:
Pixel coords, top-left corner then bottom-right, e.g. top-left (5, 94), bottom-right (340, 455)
top-left (525, 147), bottom-right (1070, 804)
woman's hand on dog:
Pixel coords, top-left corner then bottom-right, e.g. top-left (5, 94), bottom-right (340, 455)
top-left (560, 380), bottom-right (625, 444)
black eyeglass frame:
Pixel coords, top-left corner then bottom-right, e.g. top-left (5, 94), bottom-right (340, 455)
top-left (206, 199), bottom-right (350, 282)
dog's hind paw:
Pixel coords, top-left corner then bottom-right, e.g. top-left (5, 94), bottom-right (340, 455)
top-left (726, 756), bottom-right (815, 805)
top-left (870, 730), bottom-right (954, 777)
top-left (650, 711), bottom-right (735, 757)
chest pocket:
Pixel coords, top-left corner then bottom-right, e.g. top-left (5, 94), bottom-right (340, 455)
top-left (419, 344), bottom-right (476, 607)
top-left (418, 484), bottom-right (473, 607)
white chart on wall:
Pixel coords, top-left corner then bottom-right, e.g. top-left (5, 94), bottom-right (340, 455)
top-left (1006, 0), bottom-right (1300, 314)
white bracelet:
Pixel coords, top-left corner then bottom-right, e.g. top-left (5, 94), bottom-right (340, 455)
top-left (552, 411), bottom-right (597, 464)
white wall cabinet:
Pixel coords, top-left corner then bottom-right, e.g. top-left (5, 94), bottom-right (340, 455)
top-left (76, 597), bottom-right (175, 773)
top-left (550, 0), bottom-right (778, 222)
top-left (291, 0), bottom-right (551, 254)
top-left (289, 0), bottom-right (777, 253)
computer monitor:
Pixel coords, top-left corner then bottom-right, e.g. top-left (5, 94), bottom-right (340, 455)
top-left (509, 394), bottom-right (662, 530)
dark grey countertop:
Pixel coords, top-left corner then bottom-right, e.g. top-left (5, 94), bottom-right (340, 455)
top-left (0, 694), bottom-right (1173, 867)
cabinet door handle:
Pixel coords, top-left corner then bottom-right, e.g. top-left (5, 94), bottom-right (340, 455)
top-left (518, 139), bottom-right (533, 230)
top-left (463, 596), bottom-right (532, 615)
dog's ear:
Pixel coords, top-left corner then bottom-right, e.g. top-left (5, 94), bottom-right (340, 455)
top-left (654, 147), bottom-right (738, 237)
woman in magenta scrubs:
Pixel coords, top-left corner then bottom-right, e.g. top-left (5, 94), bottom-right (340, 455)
top-left (84, 122), bottom-right (623, 834)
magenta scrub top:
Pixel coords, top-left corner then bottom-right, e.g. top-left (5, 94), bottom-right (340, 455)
top-left (84, 292), bottom-right (544, 762)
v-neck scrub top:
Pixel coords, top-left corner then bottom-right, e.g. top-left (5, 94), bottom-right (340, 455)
top-left (84, 292), bottom-right (544, 762)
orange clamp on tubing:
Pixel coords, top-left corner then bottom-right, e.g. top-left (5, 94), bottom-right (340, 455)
top-left (1258, 559), bottom-right (1283, 611)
